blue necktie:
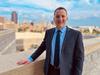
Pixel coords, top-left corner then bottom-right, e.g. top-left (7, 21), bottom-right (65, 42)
top-left (54, 30), bottom-right (60, 67)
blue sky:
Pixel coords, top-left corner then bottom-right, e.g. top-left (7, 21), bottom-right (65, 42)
top-left (0, 0), bottom-right (100, 26)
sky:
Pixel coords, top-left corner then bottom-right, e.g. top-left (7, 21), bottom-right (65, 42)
top-left (0, 0), bottom-right (100, 26)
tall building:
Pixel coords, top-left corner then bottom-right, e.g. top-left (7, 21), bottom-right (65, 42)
top-left (0, 16), bottom-right (5, 23)
top-left (11, 11), bottom-right (18, 24)
top-left (0, 16), bottom-right (5, 30)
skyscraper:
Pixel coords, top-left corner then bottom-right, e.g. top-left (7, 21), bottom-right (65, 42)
top-left (0, 16), bottom-right (5, 23)
top-left (11, 11), bottom-right (18, 24)
top-left (0, 16), bottom-right (5, 30)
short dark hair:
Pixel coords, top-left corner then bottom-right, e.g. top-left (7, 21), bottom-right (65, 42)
top-left (54, 7), bottom-right (67, 15)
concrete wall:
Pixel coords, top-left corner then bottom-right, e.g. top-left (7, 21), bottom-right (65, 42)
top-left (0, 37), bottom-right (100, 75)
top-left (83, 49), bottom-right (100, 75)
top-left (16, 32), bottom-right (44, 51)
top-left (0, 29), bottom-right (16, 55)
top-left (0, 51), bottom-right (45, 75)
top-left (0, 48), bottom-right (100, 75)
top-left (0, 60), bottom-right (44, 75)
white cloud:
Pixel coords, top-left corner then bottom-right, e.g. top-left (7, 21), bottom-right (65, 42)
top-left (69, 10), bottom-right (100, 20)
top-left (93, 10), bottom-right (100, 18)
top-left (0, 7), bottom-right (23, 12)
top-left (1, 0), bottom-right (100, 21)
top-left (7, 0), bottom-right (74, 10)
top-left (8, 0), bottom-right (53, 8)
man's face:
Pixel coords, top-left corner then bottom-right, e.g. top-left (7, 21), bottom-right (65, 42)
top-left (54, 9), bottom-right (68, 29)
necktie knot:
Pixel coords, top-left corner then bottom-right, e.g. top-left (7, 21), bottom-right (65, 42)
top-left (57, 30), bottom-right (61, 33)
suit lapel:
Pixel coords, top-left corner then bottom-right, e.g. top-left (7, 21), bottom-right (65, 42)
top-left (61, 26), bottom-right (70, 51)
top-left (49, 28), bottom-right (55, 44)
top-left (48, 28), bottom-right (55, 61)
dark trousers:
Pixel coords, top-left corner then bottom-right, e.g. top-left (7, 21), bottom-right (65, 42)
top-left (47, 64), bottom-right (60, 75)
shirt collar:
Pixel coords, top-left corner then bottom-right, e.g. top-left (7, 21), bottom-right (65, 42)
top-left (55, 26), bottom-right (66, 33)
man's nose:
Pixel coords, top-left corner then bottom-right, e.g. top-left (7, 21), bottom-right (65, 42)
top-left (58, 17), bottom-right (63, 21)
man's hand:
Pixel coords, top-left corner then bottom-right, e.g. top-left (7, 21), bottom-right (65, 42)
top-left (16, 58), bottom-right (31, 65)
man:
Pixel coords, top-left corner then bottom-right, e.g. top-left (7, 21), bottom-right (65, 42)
top-left (17, 7), bottom-right (84, 75)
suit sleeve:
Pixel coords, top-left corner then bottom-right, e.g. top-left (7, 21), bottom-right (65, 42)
top-left (71, 32), bottom-right (84, 75)
top-left (30, 31), bottom-right (47, 61)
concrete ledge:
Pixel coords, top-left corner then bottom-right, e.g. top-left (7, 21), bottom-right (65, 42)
top-left (0, 60), bottom-right (44, 75)
top-left (83, 49), bottom-right (100, 75)
top-left (0, 29), bottom-right (16, 54)
top-left (0, 48), bottom-right (100, 75)
top-left (0, 50), bottom-right (45, 75)
top-left (0, 37), bottom-right (100, 75)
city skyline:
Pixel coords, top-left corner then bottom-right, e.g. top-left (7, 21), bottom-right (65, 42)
top-left (0, 0), bottom-right (100, 26)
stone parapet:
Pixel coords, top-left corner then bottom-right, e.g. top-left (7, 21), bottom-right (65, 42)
top-left (0, 29), bottom-right (16, 55)
top-left (0, 37), bottom-right (100, 75)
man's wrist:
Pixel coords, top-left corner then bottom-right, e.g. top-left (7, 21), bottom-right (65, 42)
top-left (28, 56), bottom-right (33, 62)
